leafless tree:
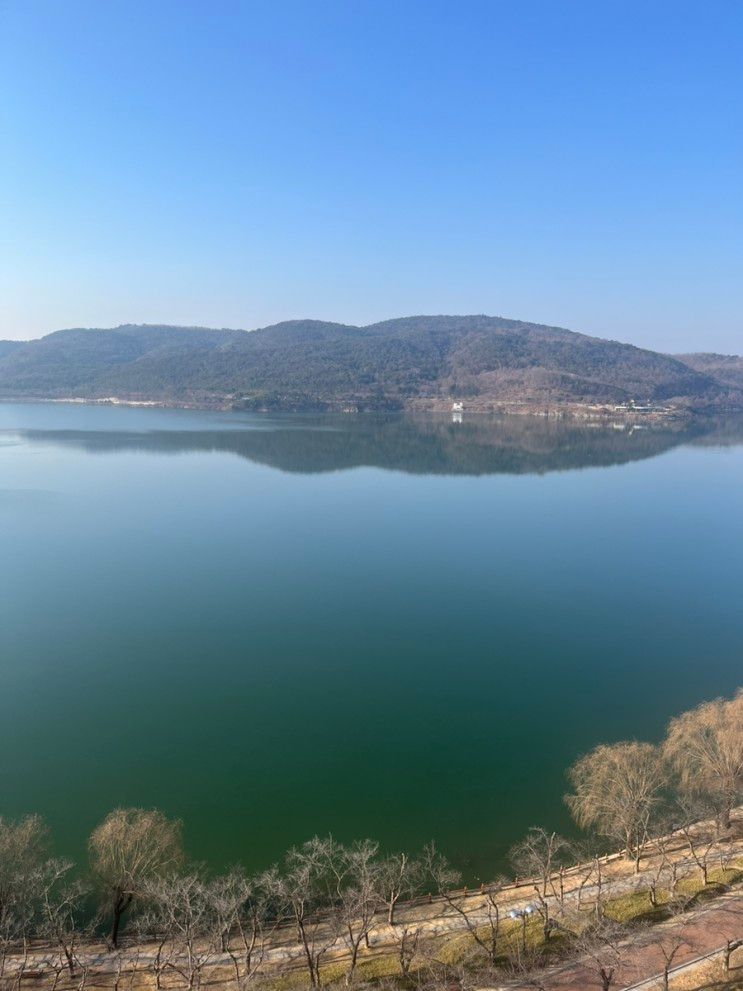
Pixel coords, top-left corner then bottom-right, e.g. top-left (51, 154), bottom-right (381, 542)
top-left (377, 852), bottom-right (422, 926)
top-left (576, 840), bottom-right (625, 923)
top-left (0, 815), bottom-right (49, 984)
top-left (110, 947), bottom-right (139, 991)
top-left (37, 859), bottom-right (89, 978)
top-left (391, 924), bottom-right (421, 978)
top-left (336, 844), bottom-right (384, 984)
top-left (673, 801), bottom-right (721, 887)
top-left (134, 905), bottom-right (175, 991)
top-left (205, 869), bottom-right (275, 987)
top-left (644, 852), bottom-right (669, 910)
top-left (510, 827), bottom-right (573, 938)
top-left (569, 918), bottom-right (627, 991)
top-left (409, 936), bottom-right (466, 991)
top-left (567, 839), bottom-right (604, 918)
top-left (498, 941), bottom-right (551, 990)
top-left (0, 814), bottom-right (47, 917)
top-left (663, 689), bottom-right (743, 833)
top-left (439, 875), bottom-right (508, 967)
top-left (644, 819), bottom-right (686, 907)
top-left (46, 953), bottom-right (71, 991)
top-left (638, 901), bottom-right (691, 991)
top-left (88, 807), bottom-right (183, 947)
top-left (566, 741), bottom-right (664, 871)
top-left (510, 827), bottom-right (571, 900)
top-left (261, 838), bottom-right (343, 988)
top-left (142, 871), bottom-right (216, 991)
top-left (419, 841), bottom-right (461, 899)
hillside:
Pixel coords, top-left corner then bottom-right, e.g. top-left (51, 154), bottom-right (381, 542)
top-left (0, 316), bottom-right (740, 413)
top-left (676, 352), bottom-right (743, 392)
top-left (0, 340), bottom-right (23, 360)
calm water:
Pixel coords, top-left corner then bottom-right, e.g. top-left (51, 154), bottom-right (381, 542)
top-left (1, 402), bottom-right (742, 880)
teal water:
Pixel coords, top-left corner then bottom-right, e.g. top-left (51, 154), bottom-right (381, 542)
top-left (1, 403), bottom-right (742, 881)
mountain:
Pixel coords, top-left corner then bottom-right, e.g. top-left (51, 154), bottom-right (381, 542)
top-left (675, 352), bottom-right (743, 392)
top-left (0, 340), bottom-right (23, 360)
top-left (0, 316), bottom-right (740, 413)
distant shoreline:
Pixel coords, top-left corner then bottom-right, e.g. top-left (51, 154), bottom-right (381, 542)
top-left (0, 393), bottom-right (712, 423)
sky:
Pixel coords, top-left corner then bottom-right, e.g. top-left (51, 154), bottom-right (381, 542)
top-left (1, 1), bottom-right (741, 352)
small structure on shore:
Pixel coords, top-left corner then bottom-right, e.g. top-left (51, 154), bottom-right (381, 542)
top-left (451, 401), bottom-right (464, 412)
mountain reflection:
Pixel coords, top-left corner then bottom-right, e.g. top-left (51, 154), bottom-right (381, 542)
top-left (7, 413), bottom-right (743, 476)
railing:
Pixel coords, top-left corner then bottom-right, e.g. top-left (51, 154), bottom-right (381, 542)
top-left (622, 939), bottom-right (743, 990)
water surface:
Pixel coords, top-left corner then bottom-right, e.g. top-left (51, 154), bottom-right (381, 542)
top-left (1, 403), bottom-right (742, 879)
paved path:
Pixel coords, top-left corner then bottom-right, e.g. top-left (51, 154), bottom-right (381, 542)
top-left (502, 893), bottom-right (743, 990)
top-left (5, 819), bottom-right (743, 987)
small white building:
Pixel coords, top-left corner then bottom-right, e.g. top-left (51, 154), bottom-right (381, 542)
top-left (451, 401), bottom-right (464, 412)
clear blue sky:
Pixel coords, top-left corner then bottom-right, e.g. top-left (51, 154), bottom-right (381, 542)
top-left (1, 1), bottom-right (741, 352)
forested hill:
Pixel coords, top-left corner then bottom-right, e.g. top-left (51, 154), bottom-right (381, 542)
top-left (0, 340), bottom-right (23, 360)
top-left (0, 316), bottom-right (740, 412)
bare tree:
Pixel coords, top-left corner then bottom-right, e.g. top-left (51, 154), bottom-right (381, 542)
top-left (88, 807), bottom-right (184, 947)
top-left (419, 841), bottom-right (461, 898)
top-left (0, 815), bottom-right (47, 918)
top-left (0, 815), bottom-right (49, 983)
top-left (334, 841), bottom-right (384, 984)
top-left (134, 905), bottom-right (176, 991)
top-left (510, 827), bottom-right (573, 938)
top-left (674, 803), bottom-right (720, 887)
top-left (440, 876), bottom-right (508, 966)
top-left (390, 924), bottom-right (421, 978)
top-left (377, 852), bottom-right (422, 926)
top-left (567, 839), bottom-right (604, 918)
top-left (566, 741), bottom-right (664, 871)
top-left (569, 919), bottom-right (627, 991)
top-left (419, 844), bottom-right (512, 969)
top-left (638, 901), bottom-right (691, 991)
top-left (205, 869), bottom-right (275, 987)
top-left (644, 850), bottom-right (669, 910)
top-left (644, 819), bottom-right (686, 907)
top-left (37, 859), bottom-right (89, 978)
top-left (142, 871), bottom-right (216, 991)
top-left (262, 837), bottom-right (344, 989)
top-left (663, 690), bottom-right (743, 833)
top-left (498, 941), bottom-right (551, 991)
top-left (510, 827), bottom-right (571, 900)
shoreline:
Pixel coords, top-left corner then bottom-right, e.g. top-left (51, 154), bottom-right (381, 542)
top-left (2, 393), bottom-right (738, 424)
top-left (3, 812), bottom-right (742, 990)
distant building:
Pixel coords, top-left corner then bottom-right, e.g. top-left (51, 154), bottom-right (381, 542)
top-left (451, 401), bottom-right (464, 412)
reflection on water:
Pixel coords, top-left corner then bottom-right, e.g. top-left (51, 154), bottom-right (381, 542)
top-left (2, 403), bottom-right (743, 879)
top-left (5, 412), bottom-right (743, 476)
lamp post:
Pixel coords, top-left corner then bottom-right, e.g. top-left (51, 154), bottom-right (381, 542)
top-left (507, 904), bottom-right (536, 953)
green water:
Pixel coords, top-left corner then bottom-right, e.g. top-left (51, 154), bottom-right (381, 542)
top-left (1, 403), bottom-right (742, 881)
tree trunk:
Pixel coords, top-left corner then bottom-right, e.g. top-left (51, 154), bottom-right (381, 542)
top-left (62, 944), bottom-right (76, 978)
top-left (110, 892), bottom-right (132, 949)
top-left (345, 941), bottom-right (359, 985)
top-left (297, 921), bottom-right (318, 989)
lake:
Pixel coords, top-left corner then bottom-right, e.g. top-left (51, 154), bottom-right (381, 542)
top-left (1, 402), bottom-right (742, 881)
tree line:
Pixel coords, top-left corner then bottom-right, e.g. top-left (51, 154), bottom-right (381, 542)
top-left (0, 689), bottom-right (741, 990)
